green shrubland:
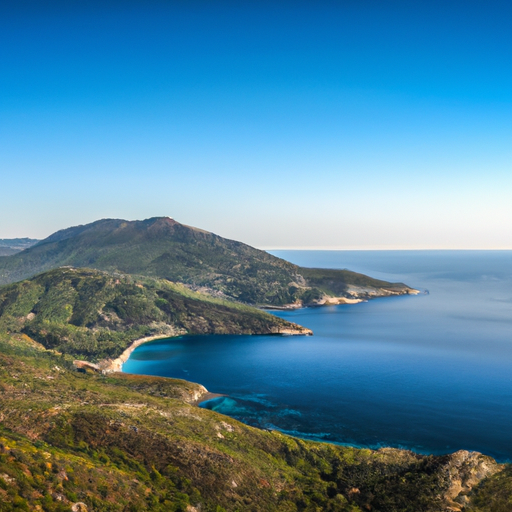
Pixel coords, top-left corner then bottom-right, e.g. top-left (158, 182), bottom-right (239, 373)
top-left (0, 333), bottom-right (507, 511)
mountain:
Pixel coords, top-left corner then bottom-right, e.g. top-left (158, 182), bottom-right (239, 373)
top-left (0, 332), bottom-right (508, 512)
top-left (0, 267), bottom-right (310, 361)
top-left (0, 217), bottom-right (415, 306)
top-left (0, 238), bottom-right (39, 256)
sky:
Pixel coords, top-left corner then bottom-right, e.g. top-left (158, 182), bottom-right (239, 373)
top-left (1, 1), bottom-right (511, 249)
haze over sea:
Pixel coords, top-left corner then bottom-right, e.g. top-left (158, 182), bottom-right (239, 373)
top-left (124, 251), bottom-right (512, 462)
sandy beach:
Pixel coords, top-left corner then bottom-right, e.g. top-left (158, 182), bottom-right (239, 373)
top-left (100, 334), bottom-right (179, 373)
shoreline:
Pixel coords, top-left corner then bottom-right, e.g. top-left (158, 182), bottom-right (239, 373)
top-left (98, 288), bottom-right (417, 401)
top-left (193, 392), bottom-right (226, 406)
top-left (264, 288), bottom-right (421, 310)
top-left (100, 289), bottom-right (419, 373)
top-left (264, 297), bottom-right (365, 310)
top-left (100, 334), bottom-right (177, 373)
top-left (99, 288), bottom-right (420, 373)
top-left (99, 325), bottom-right (312, 374)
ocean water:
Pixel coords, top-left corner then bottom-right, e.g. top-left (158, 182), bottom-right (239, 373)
top-left (123, 251), bottom-right (512, 462)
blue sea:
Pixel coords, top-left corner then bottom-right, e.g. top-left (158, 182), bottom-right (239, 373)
top-left (123, 251), bottom-right (512, 462)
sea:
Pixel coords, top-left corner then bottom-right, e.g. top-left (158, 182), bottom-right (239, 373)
top-left (123, 250), bottom-right (512, 462)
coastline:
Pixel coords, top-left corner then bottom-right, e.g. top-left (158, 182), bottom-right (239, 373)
top-left (99, 325), bottom-right (311, 374)
top-left (265, 288), bottom-right (421, 310)
top-left (193, 392), bottom-right (226, 406)
top-left (100, 289), bottom-right (421, 373)
top-left (100, 334), bottom-right (180, 373)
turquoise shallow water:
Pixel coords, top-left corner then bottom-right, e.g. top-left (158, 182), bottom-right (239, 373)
top-left (123, 251), bottom-right (512, 462)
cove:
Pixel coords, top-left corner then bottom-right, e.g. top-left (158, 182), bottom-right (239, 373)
top-left (123, 250), bottom-right (512, 462)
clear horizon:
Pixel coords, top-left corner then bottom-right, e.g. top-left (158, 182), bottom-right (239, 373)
top-left (2, 1), bottom-right (511, 249)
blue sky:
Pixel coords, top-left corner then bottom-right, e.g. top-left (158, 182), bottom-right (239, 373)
top-left (1, 1), bottom-right (511, 248)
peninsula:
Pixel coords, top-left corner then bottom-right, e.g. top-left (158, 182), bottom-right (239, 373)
top-left (0, 217), bottom-right (417, 307)
top-left (0, 267), bottom-right (311, 364)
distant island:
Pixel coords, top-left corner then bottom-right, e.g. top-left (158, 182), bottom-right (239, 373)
top-left (1, 217), bottom-right (508, 511)
top-left (0, 237), bottom-right (39, 256)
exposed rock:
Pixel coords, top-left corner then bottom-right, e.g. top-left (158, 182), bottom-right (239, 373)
top-left (73, 360), bottom-right (101, 373)
top-left (71, 503), bottom-right (88, 512)
top-left (346, 284), bottom-right (420, 298)
top-left (0, 473), bottom-right (15, 485)
top-left (274, 327), bottom-right (313, 335)
top-left (441, 450), bottom-right (502, 511)
top-left (308, 295), bottom-right (364, 306)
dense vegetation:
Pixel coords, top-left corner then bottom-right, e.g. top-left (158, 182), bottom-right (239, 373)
top-left (0, 267), bottom-right (309, 361)
top-left (464, 465), bottom-right (512, 511)
top-left (0, 218), bottom-right (414, 306)
top-left (0, 333), bottom-right (508, 512)
top-left (298, 267), bottom-right (409, 297)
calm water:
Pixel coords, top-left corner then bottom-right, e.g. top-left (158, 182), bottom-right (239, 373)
top-left (124, 251), bottom-right (512, 462)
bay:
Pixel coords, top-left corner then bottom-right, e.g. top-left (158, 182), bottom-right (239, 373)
top-left (123, 250), bottom-right (512, 462)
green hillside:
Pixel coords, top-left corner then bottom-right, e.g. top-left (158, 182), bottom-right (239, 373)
top-left (0, 267), bottom-right (310, 361)
top-left (0, 332), bottom-right (508, 512)
top-left (0, 217), bottom-right (415, 306)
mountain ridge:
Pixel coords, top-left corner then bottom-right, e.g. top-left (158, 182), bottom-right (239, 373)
top-left (0, 217), bottom-right (416, 306)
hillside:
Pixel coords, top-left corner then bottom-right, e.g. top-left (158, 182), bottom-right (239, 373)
top-left (0, 332), bottom-right (509, 512)
top-left (0, 267), bottom-right (310, 361)
top-left (0, 217), bottom-right (415, 306)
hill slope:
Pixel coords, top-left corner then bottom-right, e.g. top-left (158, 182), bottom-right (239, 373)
top-left (0, 333), bottom-right (507, 512)
top-left (0, 217), bottom-right (415, 306)
top-left (0, 267), bottom-right (310, 361)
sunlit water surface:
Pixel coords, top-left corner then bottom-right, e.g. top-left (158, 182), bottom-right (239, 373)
top-left (124, 251), bottom-right (512, 462)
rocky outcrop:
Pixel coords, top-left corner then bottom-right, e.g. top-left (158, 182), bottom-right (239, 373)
top-left (273, 326), bottom-right (313, 335)
top-left (73, 360), bottom-right (101, 373)
top-left (268, 286), bottom-right (420, 309)
top-left (441, 450), bottom-right (503, 511)
top-left (345, 284), bottom-right (420, 298)
top-left (71, 503), bottom-right (88, 512)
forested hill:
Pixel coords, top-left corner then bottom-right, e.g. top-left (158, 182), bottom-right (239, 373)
top-left (0, 217), bottom-right (414, 306)
top-left (0, 267), bottom-right (310, 361)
